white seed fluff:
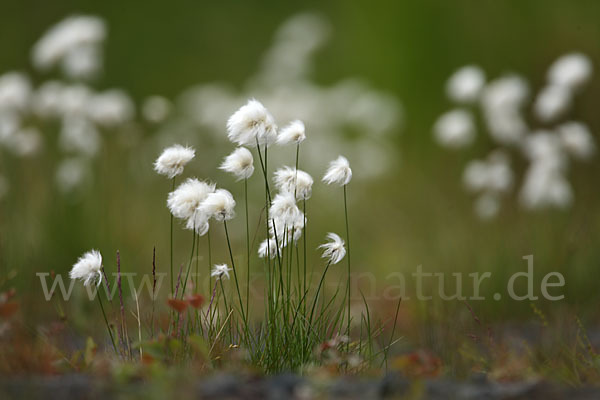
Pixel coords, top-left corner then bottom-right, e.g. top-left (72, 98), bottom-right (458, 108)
top-left (273, 166), bottom-right (313, 200)
top-left (154, 144), bottom-right (195, 179)
top-left (322, 155), bottom-right (352, 186)
top-left (258, 238), bottom-right (279, 259)
top-left (446, 65), bottom-right (486, 103)
top-left (226, 99), bottom-right (277, 147)
top-left (547, 53), bottom-right (593, 91)
top-left (211, 264), bottom-right (231, 280)
top-left (167, 178), bottom-right (215, 220)
top-left (69, 249), bottom-right (103, 287)
top-left (199, 188), bottom-right (236, 221)
top-left (220, 147), bottom-right (255, 180)
top-left (318, 232), bottom-right (346, 264)
top-left (277, 120), bottom-right (306, 145)
top-left (557, 122), bottom-right (596, 160)
top-left (433, 109), bottom-right (476, 148)
top-left (269, 192), bottom-right (300, 226)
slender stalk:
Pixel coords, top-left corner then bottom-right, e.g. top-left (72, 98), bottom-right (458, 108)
top-left (244, 178), bottom-right (250, 321)
top-left (343, 185), bottom-right (351, 344)
top-left (151, 247), bottom-right (156, 339)
top-left (207, 230), bottom-right (212, 293)
top-left (308, 261), bottom-right (332, 326)
top-left (223, 220), bottom-right (247, 324)
top-left (195, 232), bottom-right (199, 293)
top-left (170, 178), bottom-right (175, 294)
top-left (180, 228), bottom-right (197, 298)
top-left (97, 292), bottom-right (118, 355)
top-left (206, 278), bottom-right (219, 319)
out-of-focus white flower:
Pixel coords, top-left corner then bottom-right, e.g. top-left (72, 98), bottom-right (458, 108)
top-left (0, 110), bottom-right (20, 142)
top-left (519, 164), bottom-right (573, 210)
top-left (318, 232), bottom-right (346, 264)
top-left (142, 96), bottom-right (171, 123)
top-left (474, 193), bottom-right (500, 220)
top-left (463, 160), bottom-right (489, 192)
top-left (220, 147), bottom-right (254, 180)
top-left (69, 249), bottom-right (103, 287)
top-left (200, 189), bottom-right (236, 221)
top-left (87, 90), bottom-right (135, 127)
top-left (277, 120), bottom-right (306, 145)
top-left (59, 115), bottom-right (100, 156)
top-left (211, 264), bottom-right (231, 280)
top-left (557, 122), bottom-right (595, 160)
top-left (446, 65), bottom-right (486, 103)
top-left (547, 53), bottom-right (593, 91)
top-left (322, 155), bottom-right (352, 186)
top-left (32, 15), bottom-right (106, 72)
top-left (55, 157), bottom-right (90, 193)
top-left (273, 166), bottom-right (313, 200)
top-left (462, 151), bottom-right (513, 194)
top-left (522, 131), bottom-right (565, 165)
top-left (58, 84), bottom-right (92, 115)
top-left (433, 109), bottom-right (475, 148)
top-left (258, 238), bottom-right (278, 259)
top-left (269, 192), bottom-right (300, 226)
top-left (32, 81), bottom-right (65, 118)
top-left (534, 85), bottom-right (572, 123)
top-left (226, 99), bottom-right (277, 147)
top-left (0, 72), bottom-right (31, 112)
top-left (5, 127), bottom-right (43, 157)
top-left (61, 44), bottom-right (102, 79)
top-left (154, 144), bottom-right (195, 179)
top-left (167, 178), bottom-right (215, 220)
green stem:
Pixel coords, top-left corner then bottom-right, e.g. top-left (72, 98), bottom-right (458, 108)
top-left (344, 185), bottom-right (351, 343)
top-left (308, 261), bottom-right (332, 326)
top-left (170, 178), bottom-right (175, 294)
top-left (98, 292), bottom-right (118, 355)
top-left (244, 178), bottom-right (250, 321)
top-left (223, 220), bottom-right (247, 325)
top-left (180, 229), bottom-right (197, 299)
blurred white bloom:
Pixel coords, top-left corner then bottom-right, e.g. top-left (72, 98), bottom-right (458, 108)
top-left (547, 53), bottom-right (593, 91)
top-left (258, 238), bottom-right (278, 259)
top-left (61, 44), bottom-right (102, 79)
top-left (322, 155), bottom-right (352, 186)
top-left (55, 157), bottom-right (90, 193)
top-left (0, 72), bottom-right (31, 112)
top-left (69, 249), bottom-right (103, 287)
top-left (277, 120), bottom-right (306, 145)
top-left (219, 147), bottom-right (254, 180)
top-left (319, 232), bottom-right (346, 264)
top-left (167, 178), bottom-right (215, 220)
top-left (211, 264), bottom-right (231, 280)
top-left (0, 110), bottom-right (20, 142)
top-left (87, 90), bottom-right (135, 127)
top-left (32, 15), bottom-right (105, 72)
top-left (520, 164), bottom-right (572, 210)
top-left (534, 85), bottom-right (572, 122)
top-left (446, 65), bottom-right (486, 103)
top-left (269, 192), bottom-right (300, 226)
top-left (463, 151), bottom-right (513, 194)
top-left (226, 99), bottom-right (278, 147)
top-left (154, 144), bottom-right (195, 179)
top-left (522, 131), bottom-right (565, 165)
top-left (433, 109), bottom-right (475, 148)
top-left (557, 122), bottom-right (595, 160)
top-left (58, 84), bottom-right (93, 115)
top-left (463, 160), bottom-right (489, 192)
top-left (481, 75), bottom-right (530, 111)
top-left (32, 81), bottom-right (65, 118)
top-left (273, 166), bottom-right (313, 200)
top-left (474, 193), bottom-right (500, 220)
top-left (483, 108), bottom-right (528, 145)
top-left (6, 127), bottom-right (42, 156)
top-left (59, 115), bottom-right (100, 156)
top-left (200, 188), bottom-right (236, 221)
top-left (142, 96), bottom-right (171, 123)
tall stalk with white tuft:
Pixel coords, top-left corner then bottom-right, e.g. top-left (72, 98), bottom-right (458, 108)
top-left (220, 147), bottom-right (254, 319)
top-left (70, 250), bottom-right (118, 354)
top-left (323, 155), bottom-right (353, 344)
top-left (154, 144), bottom-right (195, 294)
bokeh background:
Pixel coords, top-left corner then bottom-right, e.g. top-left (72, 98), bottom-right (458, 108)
top-left (1, 0), bottom-right (600, 342)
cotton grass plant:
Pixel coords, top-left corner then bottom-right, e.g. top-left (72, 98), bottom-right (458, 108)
top-left (69, 98), bottom-right (400, 373)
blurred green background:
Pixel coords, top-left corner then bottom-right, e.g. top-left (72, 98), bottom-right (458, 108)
top-left (1, 0), bottom-right (600, 329)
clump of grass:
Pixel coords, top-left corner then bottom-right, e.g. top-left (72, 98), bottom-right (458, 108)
top-left (65, 99), bottom-right (400, 374)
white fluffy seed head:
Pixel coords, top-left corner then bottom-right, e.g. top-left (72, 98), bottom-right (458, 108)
top-left (69, 249), bottom-right (103, 287)
top-left (268, 211), bottom-right (306, 247)
top-left (322, 155), bottom-right (352, 186)
top-left (200, 189), bottom-right (236, 221)
top-left (557, 122), bottom-right (596, 160)
top-left (258, 238), bottom-right (278, 259)
top-left (273, 166), bottom-right (313, 200)
top-left (433, 109), bottom-right (476, 148)
top-left (220, 147), bottom-right (254, 180)
top-left (269, 192), bottom-right (300, 226)
top-left (226, 99), bottom-right (277, 147)
top-left (154, 144), bottom-right (195, 179)
top-left (548, 53), bottom-right (593, 91)
top-left (167, 178), bottom-right (215, 220)
top-left (185, 211), bottom-right (210, 236)
top-left (211, 264), bottom-right (231, 280)
top-left (319, 232), bottom-right (346, 264)
top-left (446, 65), bottom-right (486, 103)
top-left (277, 120), bottom-right (306, 145)
top-left (533, 85), bottom-right (572, 123)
